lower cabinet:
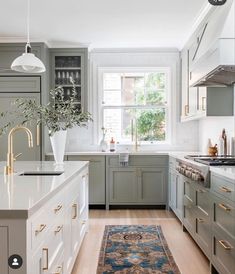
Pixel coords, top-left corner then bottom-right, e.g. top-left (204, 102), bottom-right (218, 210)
top-left (1, 164), bottom-right (89, 274)
top-left (107, 155), bottom-right (168, 208)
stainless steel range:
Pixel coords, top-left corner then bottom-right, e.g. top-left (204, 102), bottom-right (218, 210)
top-left (176, 155), bottom-right (235, 188)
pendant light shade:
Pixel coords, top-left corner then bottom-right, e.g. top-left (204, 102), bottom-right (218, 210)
top-left (11, 44), bottom-right (45, 73)
top-left (11, 0), bottom-right (46, 74)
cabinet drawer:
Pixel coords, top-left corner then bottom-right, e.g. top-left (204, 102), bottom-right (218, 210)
top-left (212, 228), bottom-right (235, 274)
top-left (184, 180), bottom-right (195, 203)
top-left (79, 209), bottom-right (88, 241)
top-left (195, 187), bottom-right (211, 216)
top-left (107, 155), bottom-right (168, 167)
top-left (0, 76), bottom-right (40, 92)
top-left (213, 197), bottom-right (235, 240)
top-left (211, 174), bottom-right (235, 202)
top-left (64, 176), bottom-right (81, 207)
top-left (50, 252), bottom-right (64, 274)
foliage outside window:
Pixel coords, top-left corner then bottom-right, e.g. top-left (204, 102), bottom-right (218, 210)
top-left (101, 69), bottom-right (170, 143)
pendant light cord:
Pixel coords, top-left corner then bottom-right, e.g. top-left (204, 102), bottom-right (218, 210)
top-left (25, 0), bottom-right (31, 53)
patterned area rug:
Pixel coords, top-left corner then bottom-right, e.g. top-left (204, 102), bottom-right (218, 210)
top-left (97, 225), bottom-right (181, 274)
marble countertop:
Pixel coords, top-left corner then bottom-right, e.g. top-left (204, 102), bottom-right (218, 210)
top-left (210, 166), bottom-right (235, 181)
top-left (0, 161), bottom-right (88, 219)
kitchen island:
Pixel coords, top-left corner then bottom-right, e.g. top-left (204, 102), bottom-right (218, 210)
top-left (0, 161), bottom-right (89, 274)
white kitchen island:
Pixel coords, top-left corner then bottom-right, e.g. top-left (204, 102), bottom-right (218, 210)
top-left (0, 161), bottom-right (89, 274)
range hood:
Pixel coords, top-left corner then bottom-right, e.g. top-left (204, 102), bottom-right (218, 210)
top-left (190, 0), bottom-right (235, 87)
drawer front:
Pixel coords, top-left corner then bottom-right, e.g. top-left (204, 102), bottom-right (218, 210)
top-left (211, 174), bottom-right (235, 202)
top-left (212, 228), bottom-right (235, 274)
top-left (169, 156), bottom-right (177, 170)
top-left (107, 155), bottom-right (168, 167)
top-left (184, 180), bottom-right (195, 203)
top-left (183, 195), bottom-right (195, 234)
top-left (79, 209), bottom-right (88, 241)
top-left (0, 76), bottom-right (41, 92)
top-left (64, 175), bottom-right (81, 207)
top-left (195, 187), bottom-right (211, 216)
top-left (213, 196), bottom-right (235, 240)
top-left (50, 252), bottom-right (64, 274)
top-left (195, 210), bottom-right (211, 258)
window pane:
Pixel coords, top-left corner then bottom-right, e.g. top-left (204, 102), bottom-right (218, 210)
top-left (103, 108), bottom-right (166, 142)
top-left (103, 72), bottom-right (167, 106)
top-left (136, 108), bottom-right (166, 141)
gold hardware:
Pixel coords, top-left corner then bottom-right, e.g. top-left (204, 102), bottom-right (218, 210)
top-left (35, 224), bottom-right (46, 236)
top-left (54, 225), bottom-right (63, 234)
top-left (220, 186), bottom-right (232, 193)
top-left (202, 97), bottom-right (206, 111)
top-left (82, 220), bottom-right (86, 225)
top-left (218, 203), bottom-right (231, 212)
top-left (42, 248), bottom-right (49, 270)
top-left (13, 153), bottom-right (22, 161)
top-left (218, 240), bottom-right (232, 250)
top-left (72, 203), bottom-right (77, 219)
top-left (184, 105), bottom-right (189, 116)
top-left (36, 124), bottom-right (40, 146)
top-left (197, 218), bottom-right (204, 223)
top-left (4, 126), bottom-right (33, 175)
top-left (52, 266), bottom-right (63, 274)
top-left (54, 205), bottom-right (62, 213)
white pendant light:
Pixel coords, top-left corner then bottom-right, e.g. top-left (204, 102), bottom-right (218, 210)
top-left (11, 0), bottom-right (46, 73)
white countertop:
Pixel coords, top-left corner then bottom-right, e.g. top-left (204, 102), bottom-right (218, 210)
top-left (0, 161), bottom-right (88, 219)
top-left (210, 166), bottom-right (235, 181)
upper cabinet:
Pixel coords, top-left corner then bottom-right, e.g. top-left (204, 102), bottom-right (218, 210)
top-left (49, 48), bottom-right (88, 111)
top-left (180, 1), bottom-right (234, 122)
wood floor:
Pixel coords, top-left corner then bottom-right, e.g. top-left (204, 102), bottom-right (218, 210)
top-left (72, 209), bottom-right (210, 274)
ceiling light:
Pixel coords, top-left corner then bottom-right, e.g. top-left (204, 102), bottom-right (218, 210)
top-left (11, 0), bottom-right (46, 73)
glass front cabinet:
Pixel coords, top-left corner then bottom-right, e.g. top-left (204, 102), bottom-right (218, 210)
top-left (50, 48), bottom-right (88, 111)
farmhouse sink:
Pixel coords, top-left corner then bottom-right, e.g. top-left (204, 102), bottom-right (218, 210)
top-left (19, 171), bottom-right (64, 176)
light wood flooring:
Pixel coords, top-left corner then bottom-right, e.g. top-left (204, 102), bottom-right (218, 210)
top-left (72, 209), bottom-right (210, 274)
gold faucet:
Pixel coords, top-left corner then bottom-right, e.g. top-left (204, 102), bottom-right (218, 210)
top-left (131, 119), bottom-right (140, 152)
top-left (4, 126), bottom-right (33, 175)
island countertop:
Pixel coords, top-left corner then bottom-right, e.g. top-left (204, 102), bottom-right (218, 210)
top-left (0, 161), bottom-right (89, 219)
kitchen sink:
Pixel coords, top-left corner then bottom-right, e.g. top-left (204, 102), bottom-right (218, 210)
top-left (19, 171), bottom-right (64, 176)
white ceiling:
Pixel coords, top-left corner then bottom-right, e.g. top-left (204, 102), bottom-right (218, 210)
top-left (0, 0), bottom-right (208, 49)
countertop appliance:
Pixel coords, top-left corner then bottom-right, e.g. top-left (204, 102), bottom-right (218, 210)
top-left (185, 155), bottom-right (235, 166)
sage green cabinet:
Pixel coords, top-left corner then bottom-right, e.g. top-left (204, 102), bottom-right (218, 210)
top-left (106, 155), bottom-right (168, 209)
top-left (109, 167), bottom-right (137, 203)
top-left (0, 92), bottom-right (41, 161)
top-left (67, 155), bottom-right (105, 205)
top-left (49, 48), bottom-right (88, 111)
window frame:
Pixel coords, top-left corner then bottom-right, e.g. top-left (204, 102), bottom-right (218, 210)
top-left (98, 67), bottom-right (172, 145)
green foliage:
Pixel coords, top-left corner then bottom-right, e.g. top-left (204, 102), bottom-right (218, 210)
top-left (0, 78), bottom-right (92, 137)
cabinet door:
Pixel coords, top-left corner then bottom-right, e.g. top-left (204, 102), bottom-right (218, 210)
top-left (175, 174), bottom-right (184, 221)
top-left (138, 168), bottom-right (166, 204)
top-left (180, 48), bottom-right (189, 118)
top-left (68, 155), bottom-right (105, 205)
top-left (169, 170), bottom-right (177, 210)
top-left (0, 93), bottom-right (41, 161)
top-left (0, 227), bottom-right (8, 274)
top-left (109, 168), bottom-right (137, 203)
top-left (197, 87), bottom-right (207, 114)
top-left (188, 87), bottom-right (198, 116)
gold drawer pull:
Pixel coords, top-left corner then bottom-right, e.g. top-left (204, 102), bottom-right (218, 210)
top-left (72, 203), bottom-right (77, 219)
top-left (52, 266), bottom-right (62, 274)
top-left (220, 186), bottom-right (232, 193)
top-left (202, 97), bottom-right (206, 111)
top-left (42, 248), bottom-right (49, 270)
top-left (219, 203), bottom-right (231, 212)
top-left (54, 205), bottom-right (62, 213)
top-left (35, 224), bottom-right (46, 236)
top-left (184, 105), bottom-right (189, 116)
top-left (219, 240), bottom-right (232, 250)
top-left (197, 218), bottom-right (204, 223)
top-left (54, 225), bottom-right (63, 234)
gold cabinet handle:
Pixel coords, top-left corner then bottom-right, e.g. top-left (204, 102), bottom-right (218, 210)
top-left (52, 266), bottom-right (63, 274)
top-left (218, 240), bottom-right (232, 250)
top-left (197, 218), bottom-right (204, 223)
top-left (220, 186), bottom-right (232, 193)
top-left (218, 203), bottom-right (231, 212)
top-left (54, 205), bottom-right (62, 213)
top-left (54, 225), bottom-right (63, 234)
top-left (35, 224), bottom-right (46, 236)
top-left (42, 248), bottom-right (49, 270)
top-left (36, 124), bottom-right (40, 146)
top-left (202, 96), bottom-right (206, 111)
top-left (14, 153), bottom-right (22, 161)
top-left (72, 203), bottom-right (78, 219)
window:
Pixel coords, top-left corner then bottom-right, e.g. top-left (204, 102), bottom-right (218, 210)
top-left (100, 68), bottom-right (170, 144)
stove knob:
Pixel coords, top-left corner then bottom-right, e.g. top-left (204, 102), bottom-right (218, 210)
top-left (185, 170), bottom-right (192, 177)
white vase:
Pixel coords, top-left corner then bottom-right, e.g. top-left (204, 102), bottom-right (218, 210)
top-left (50, 130), bottom-right (67, 164)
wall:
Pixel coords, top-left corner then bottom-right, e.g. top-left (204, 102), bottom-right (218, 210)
top-left (199, 117), bottom-right (234, 154)
top-left (47, 48), bottom-right (200, 152)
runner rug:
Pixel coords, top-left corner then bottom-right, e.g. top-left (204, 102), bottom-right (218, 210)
top-left (97, 225), bottom-right (181, 274)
